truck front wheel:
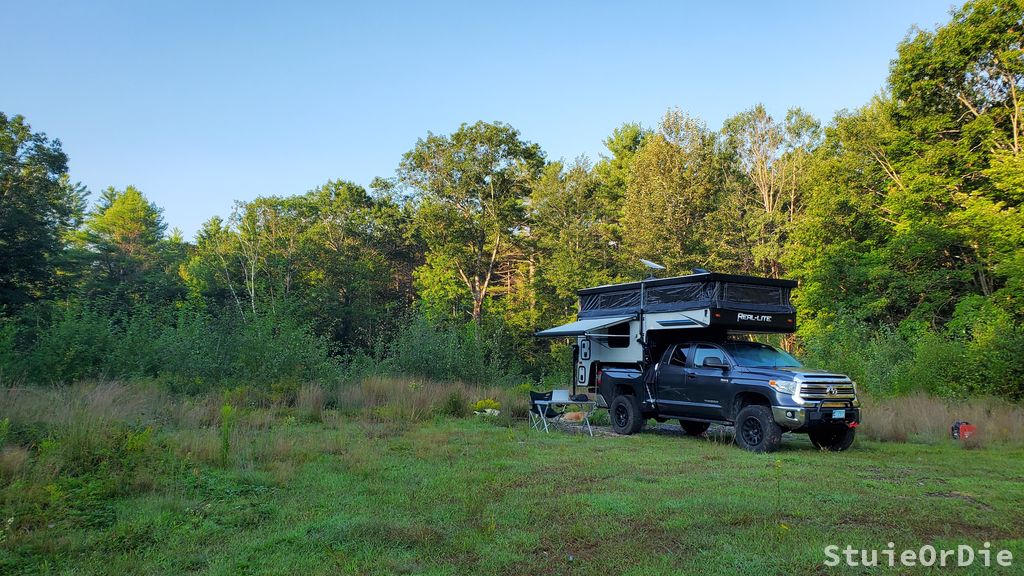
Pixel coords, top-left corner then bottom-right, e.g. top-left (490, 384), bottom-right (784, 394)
top-left (734, 405), bottom-right (782, 453)
top-left (610, 395), bottom-right (644, 435)
top-left (808, 425), bottom-right (856, 451)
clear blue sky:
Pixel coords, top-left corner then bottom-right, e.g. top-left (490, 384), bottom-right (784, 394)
top-left (3, 0), bottom-right (955, 238)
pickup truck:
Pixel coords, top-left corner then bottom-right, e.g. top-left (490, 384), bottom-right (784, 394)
top-left (596, 339), bottom-right (860, 452)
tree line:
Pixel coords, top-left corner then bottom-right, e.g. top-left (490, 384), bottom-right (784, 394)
top-left (1, 0), bottom-right (1022, 398)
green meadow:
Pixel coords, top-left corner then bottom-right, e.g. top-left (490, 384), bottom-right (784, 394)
top-left (2, 383), bottom-right (1021, 575)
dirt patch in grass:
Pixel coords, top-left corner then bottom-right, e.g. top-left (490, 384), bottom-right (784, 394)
top-left (925, 490), bottom-right (994, 511)
top-left (547, 420), bottom-right (733, 440)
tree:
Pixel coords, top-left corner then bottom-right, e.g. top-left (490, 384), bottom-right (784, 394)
top-left (886, 0), bottom-right (1024, 319)
top-left (722, 104), bottom-right (821, 277)
top-left (399, 121), bottom-right (545, 323)
top-left (594, 122), bottom-right (648, 208)
top-left (784, 99), bottom-right (899, 334)
top-left (79, 186), bottom-right (180, 304)
top-left (0, 113), bottom-right (85, 312)
top-left (296, 180), bottom-right (414, 347)
top-left (592, 123), bottom-right (648, 276)
top-left (531, 158), bottom-right (618, 320)
top-left (621, 110), bottom-right (722, 274)
top-left (184, 180), bottom-right (414, 348)
top-left (788, 0), bottom-right (1024, 332)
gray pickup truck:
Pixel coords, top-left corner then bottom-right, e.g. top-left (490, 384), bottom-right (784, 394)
top-left (597, 339), bottom-right (860, 452)
top-left (536, 271), bottom-right (862, 452)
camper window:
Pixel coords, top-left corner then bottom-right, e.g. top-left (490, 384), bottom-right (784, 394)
top-left (607, 321), bottom-right (630, 348)
top-left (723, 283), bottom-right (783, 306)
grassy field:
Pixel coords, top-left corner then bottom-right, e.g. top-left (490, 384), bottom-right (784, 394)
top-left (2, 382), bottom-right (1023, 575)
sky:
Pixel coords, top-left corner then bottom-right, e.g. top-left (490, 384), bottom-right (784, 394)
top-left (3, 0), bottom-right (956, 238)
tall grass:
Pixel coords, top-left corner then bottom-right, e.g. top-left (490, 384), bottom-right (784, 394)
top-left (336, 376), bottom-right (529, 423)
top-left (0, 377), bottom-right (533, 540)
top-left (860, 392), bottom-right (1024, 444)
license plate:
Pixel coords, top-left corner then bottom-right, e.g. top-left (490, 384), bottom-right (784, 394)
top-left (832, 409), bottom-right (846, 419)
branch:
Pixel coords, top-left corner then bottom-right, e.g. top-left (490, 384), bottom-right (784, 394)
top-left (956, 91), bottom-right (982, 118)
top-left (480, 234), bottom-right (501, 298)
top-left (868, 147), bottom-right (907, 193)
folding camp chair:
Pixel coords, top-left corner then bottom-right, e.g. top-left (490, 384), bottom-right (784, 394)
top-left (529, 390), bottom-right (560, 432)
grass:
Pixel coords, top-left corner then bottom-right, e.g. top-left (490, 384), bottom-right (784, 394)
top-left (1, 382), bottom-right (1023, 575)
top-left (860, 392), bottom-right (1024, 445)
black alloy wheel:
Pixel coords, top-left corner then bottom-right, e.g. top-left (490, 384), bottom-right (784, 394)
top-left (733, 405), bottom-right (782, 453)
top-left (609, 394), bottom-right (644, 435)
top-left (614, 403), bottom-right (630, 429)
top-left (741, 416), bottom-right (763, 446)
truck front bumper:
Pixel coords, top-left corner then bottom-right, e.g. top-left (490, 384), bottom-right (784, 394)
top-left (772, 404), bottom-right (860, 430)
top-left (772, 406), bottom-right (807, 427)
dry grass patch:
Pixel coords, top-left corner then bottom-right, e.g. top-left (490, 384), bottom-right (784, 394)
top-left (168, 428), bottom-right (221, 464)
top-left (296, 383), bottom-right (326, 422)
top-left (861, 392), bottom-right (1024, 444)
top-left (337, 376), bottom-right (528, 422)
top-left (0, 446), bottom-right (30, 479)
top-left (0, 381), bottom-right (169, 429)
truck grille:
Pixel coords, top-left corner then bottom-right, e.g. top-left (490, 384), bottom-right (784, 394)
top-left (798, 377), bottom-right (856, 401)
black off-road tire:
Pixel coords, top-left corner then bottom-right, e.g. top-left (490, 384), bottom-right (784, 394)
top-left (680, 421), bottom-right (710, 436)
top-left (610, 395), bottom-right (644, 435)
top-left (734, 405), bottom-right (783, 453)
top-left (808, 425), bottom-right (856, 451)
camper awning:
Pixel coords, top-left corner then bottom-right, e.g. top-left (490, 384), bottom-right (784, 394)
top-left (534, 316), bottom-right (633, 338)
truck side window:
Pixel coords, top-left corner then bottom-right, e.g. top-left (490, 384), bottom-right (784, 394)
top-left (670, 345), bottom-right (687, 366)
top-left (692, 345), bottom-right (723, 368)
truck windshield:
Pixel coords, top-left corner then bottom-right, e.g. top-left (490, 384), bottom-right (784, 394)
top-left (722, 342), bottom-right (802, 368)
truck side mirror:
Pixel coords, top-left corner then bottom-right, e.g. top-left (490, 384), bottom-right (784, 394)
top-left (702, 356), bottom-right (728, 369)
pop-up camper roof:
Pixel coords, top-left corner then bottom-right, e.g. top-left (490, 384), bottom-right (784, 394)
top-left (536, 272), bottom-right (798, 336)
top-left (578, 272), bottom-right (795, 318)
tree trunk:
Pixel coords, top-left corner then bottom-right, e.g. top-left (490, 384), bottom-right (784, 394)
top-left (472, 295), bottom-right (483, 325)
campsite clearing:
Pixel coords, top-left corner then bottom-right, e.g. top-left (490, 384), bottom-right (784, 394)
top-left (3, 416), bottom-right (1022, 575)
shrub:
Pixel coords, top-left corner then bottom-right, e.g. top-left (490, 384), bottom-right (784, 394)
top-left (439, 390), bottom-right (469, 418)
top-left (472, 398), bottom-right (501, 412)
top-left (799, 313), bottom-right (1024, 400)
top-left (382, 314), bottom-right (525, 386)
top-left (1, 301), bottom-right (343, 390)
top-left (24, 305), bottom-right (116, 383)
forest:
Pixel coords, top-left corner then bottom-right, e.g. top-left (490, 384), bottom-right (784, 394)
top-left (2, 0), bottom-right (1023, 401)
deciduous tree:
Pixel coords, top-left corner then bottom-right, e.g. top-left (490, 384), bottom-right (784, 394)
top-left (399, 121), bottom-right (544, 323)
top-left (0, 113), bottom-right (85, 312)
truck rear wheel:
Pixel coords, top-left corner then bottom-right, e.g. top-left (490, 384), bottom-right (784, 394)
top-left (680, 421), bottom-right (710, 436)
top-left (734, 405), bottom-right (782, 453)
top-left (610, 395), bottom-right (644, 435)
top-left (808, 425), bottom-right (856, 451)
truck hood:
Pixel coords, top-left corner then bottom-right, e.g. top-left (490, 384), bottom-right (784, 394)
top-left (736, 366), bottom-right (850, 381)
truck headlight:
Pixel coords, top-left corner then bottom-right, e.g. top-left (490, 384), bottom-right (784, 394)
top-left (768, 379), bottom-right (797, 395)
